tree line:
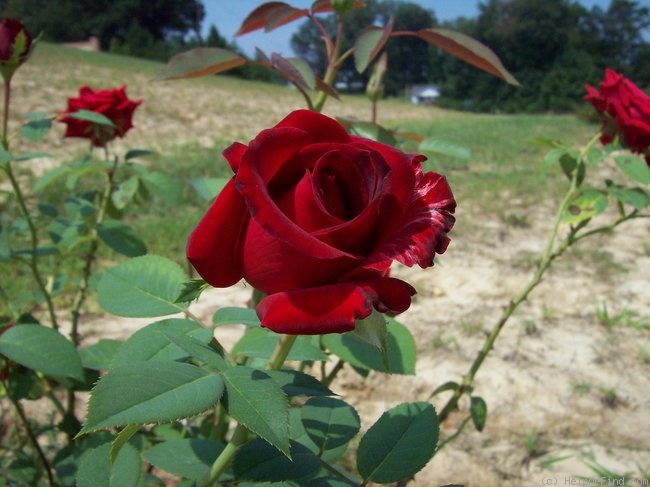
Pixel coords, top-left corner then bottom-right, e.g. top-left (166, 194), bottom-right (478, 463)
top-left (2, 0), bottom-right (648, 112)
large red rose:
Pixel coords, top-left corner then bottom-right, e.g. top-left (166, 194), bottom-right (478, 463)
top-left (59, 85), bottom-right (142, 147)
top-left (0, 18), bottom-right (33, 80)
top-left (187, 110), bottom-right (455, 335)
top-left (585, 69), bottom-right (650, 163)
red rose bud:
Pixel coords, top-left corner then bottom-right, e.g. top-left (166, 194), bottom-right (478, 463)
top-left (59, 85), bottom-right (142, 147)
top-left (0, 18), bottom-right (33, 80)
top-left (187, 110), bottom-right (456, 335)
top-left (585, 69), bottom-right (650, 162)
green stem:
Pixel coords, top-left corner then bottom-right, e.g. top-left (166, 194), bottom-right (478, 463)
top-left (313, 16), bottom-right (345, 113)
top-left (2, 79), bottom-right (59, 330)
top-left (438, 133), bottom-right (602, 423)
top-left (2, 380), bottom-right (56, 486)
top-left (202, 334), bottom-right (299, 486)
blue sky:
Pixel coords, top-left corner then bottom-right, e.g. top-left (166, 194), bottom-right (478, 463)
top-left (202, 0), bottom-right (614, 57)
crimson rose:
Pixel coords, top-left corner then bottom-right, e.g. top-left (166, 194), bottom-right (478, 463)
top-left (585, 69), bottom-right (650, 163)
top-left (59, 85), bottom-right (142, 147)
top-left (0, 18), bottom-right (33, 80)
top-left (187, 110), bottom-right (455, 335)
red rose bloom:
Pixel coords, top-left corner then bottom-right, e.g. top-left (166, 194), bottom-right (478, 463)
top-left (59, 85), bottom-right (142, 147)
top-left (0, 18), bottom-right (33, 79)
top-left (585, 69), bottom-right (650, 163)
top-left (187, 110), bottom-right (455, 335)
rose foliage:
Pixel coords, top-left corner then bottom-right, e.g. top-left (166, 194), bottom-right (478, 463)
top-left (58, 85), bottom-right (142, 147)
top-left (585, 68), bottom-right (650, 164)
top-left (187, 109), bottom-right (456, 334)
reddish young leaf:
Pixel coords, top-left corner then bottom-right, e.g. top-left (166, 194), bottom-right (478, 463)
top-left (311, 0), bottom-right (366, 13)
top-left (237, 2), bottom-right (309, 36)
top-left (315, 78), bottom-right (340, 100)
top-left (270, 53), bottom-right (314, 90)
top-left (416, 28), bottom-right (519, 86)
top-left (155, 48), bottom-right (246, 81)
top-left (266, 5), bottom-right (310, 32)
top-left (354, 18), bottom-right (393, 73)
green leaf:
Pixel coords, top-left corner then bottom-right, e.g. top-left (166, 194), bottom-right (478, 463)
top-left (270, 53), bottom-right (315, 90)
top-left (301, 397), bottom-right (361, 451)
top-left (348, 122), bottom-right (397, 146)
top-left (232, 439), bottom-right (319, 482)
top-left (80, 339), bottom-right (122, 370)
top-left (427, 381), bottom-right (459, 399)
top-left (125, 149), bottom-right (156, 161)
top-left (110, 425), bottom-right (140, 465)
top-left (607, 184), bottom-right (650, 210)
top-left (160, 329), bottom-right (229, 372)
top-left (70, 109), bottom-right (115, 126)
top-left (33, 166), bottom-right (71, 193)
top-left (615, 154), bottom-right (650, 185)
top-left (155, 47), bottom-right (246, 80)
top-left (0, 324), bottom-right (84, 380)
top-left (232, 328), bottom-right (328, 362)
top-left (470, 396), bottom-right (488, 432)
top-left (76, 442), bottom-right (141, 487)
top-left (96, 220), bottom-right (147, 257)
top-left (80, 361), bottom-right (224, 434)
top-left (565, 188), bottom-right (609, 225)
top-left (222, 366), bottom-right (290, 456)
top-left (542, 147), bottom-right (566, 169)
top-left (322, 318), bottom-right (416, 374)
top-left (264, 369), bottom-right (334, 397)
top-left (191, 177), bottom-right (229, 200)
top-left (419, 137), bottom-right (472, 161)
top-left (213, 307), bottom-right (261, 327)
top-left (111, 319), bottom-right (213, 366)
top-left (417, 28), bottom-right (519, 85)
top-left (143, 438), bottom-right (225, 480)
top-left (357, 402), bottom-right (439, 483)
top-left (97, 255), bottom-right (188, 318)
top-left (138, 170), bottom-right (182, 204)
top-left (21, 115), bottom-right (52, 143)
top-left (175, 278), bottom-right (209, 303)
top-left (111, 176), bottom-right (140, 210)
top-left (559, 153), bottom-right (585, 184)
top-left (353, 311), bottom-right (388, 350)
top-left (355, 19), bottom-right (393, 73)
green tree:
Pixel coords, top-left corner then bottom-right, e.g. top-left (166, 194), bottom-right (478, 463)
top-left (1, 0), bottom-right (204, 61)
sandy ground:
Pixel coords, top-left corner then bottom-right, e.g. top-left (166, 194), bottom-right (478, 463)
top-left (5, 46), bottom-right (650, 486)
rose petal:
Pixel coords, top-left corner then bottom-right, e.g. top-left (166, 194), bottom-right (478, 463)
top-left (275, 109), bottom-right (350, 143)
top-left (241, 217), bottom-right (360, 293)
top-left (186, 179), bottom-right (248, 287)
top-left (257, 277), bottom-right (416, 334)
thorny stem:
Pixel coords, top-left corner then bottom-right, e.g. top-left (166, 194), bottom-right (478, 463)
top-left (2, 78), bottom-right (59, 331)
top-left (202, 334), bottom-right (299, 486)
top-left (65, 147), bottom-right (116, 425)
top-left (2, 379), bottom-right (56, 487)
top-left (436, 132), bottom-right (608, 424)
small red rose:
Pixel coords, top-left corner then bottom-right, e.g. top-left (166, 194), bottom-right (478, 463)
top-left (187, 110), bottom-right (455, 335)
top-left (59, 85), bottom-right (142, 147)
top-left (0, 18), bottom-right (33, 80)
top-left (585, 69), bottom-right (650, 163)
